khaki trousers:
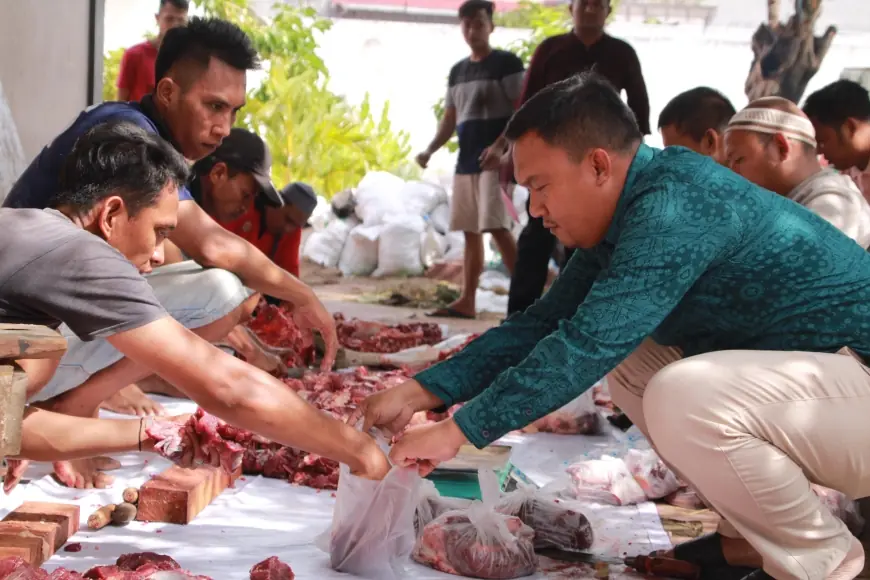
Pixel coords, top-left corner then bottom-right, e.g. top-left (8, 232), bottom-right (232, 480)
top-left (607, 340), bottom-right (870, 580)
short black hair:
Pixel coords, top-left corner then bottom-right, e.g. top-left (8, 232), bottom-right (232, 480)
top-left (159, 0), bottom-right (189, 10)
top-left (803, 80), bottom-right (870, 128)
top-left (459, 0), bottom-right (494, 20)
top-left (658, 87), bottom-right (735, 141)
top-left (155, 16), bottom-right (259, 84)
top-left (505, 72), bottom-right (642, 159)
top-left (52, 122), bottom-right (190, 217)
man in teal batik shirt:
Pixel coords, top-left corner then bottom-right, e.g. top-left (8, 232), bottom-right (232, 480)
top-left (355, 73), bottom-right (870, 580)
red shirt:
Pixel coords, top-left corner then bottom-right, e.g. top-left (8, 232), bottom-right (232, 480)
top-left (117, 41), bottom-right (158, 102)
top-left (221, 205), bottom-right (303, 278)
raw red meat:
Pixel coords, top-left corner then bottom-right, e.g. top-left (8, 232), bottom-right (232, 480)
top-left (64, 543), bottom-right (83, 553)
top-left (247, 303), bottom-right (314, 368)
top-left (414, 512), bottom-right (537, 579)
top-left (333, 313), bottom-right (442, 353)
top-left (115, 553), bottom-right (180, 572)
top-left (249, 557), bottom-right (294, 580)
top-left (146, 409), bottom-right (245, 473)
top-left (0, 556), bottom-right (50, 579)
top-left (519, 393), bottom-right (601, 436)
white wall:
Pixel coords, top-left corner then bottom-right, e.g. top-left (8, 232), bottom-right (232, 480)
top-left (0, 0), bottom-right (93, 160)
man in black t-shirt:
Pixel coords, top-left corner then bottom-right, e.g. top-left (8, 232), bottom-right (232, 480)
top-left (0, 122), bottom-right (389, 490)
top-left (415, 0), bottom-right (523, 320)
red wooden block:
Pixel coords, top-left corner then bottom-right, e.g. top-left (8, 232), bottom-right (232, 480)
top-left (0, 520), bottom-right (61, 552)
top-left (136, 465), bottom-right (241, 524)
top-left (0, 527), bottom-right (50, 566)
top-left (3, 502), bottom-right (80, 546)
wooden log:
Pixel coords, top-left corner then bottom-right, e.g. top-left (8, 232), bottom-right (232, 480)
top-left (0, 363), bottom-right (28, 458)
top-left (0, 324), bottom-right (67, 360)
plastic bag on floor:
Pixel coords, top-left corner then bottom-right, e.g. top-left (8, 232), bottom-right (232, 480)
top-left (812, 484), bottom-right (866, 535)
top-left (623, 449), bottom-right (680, 500)
top-left (302, 217), bottom-right (357, 268)
top-left (565, 455), bottom-right (647, 506)
top-left (373, 215), bottom-right (425, 277)
top-left (420, 226), bottom-right (448, 268)
top-left (443, 231), bottom-right (465, 262)
top-left (338, 223), bottom-right (382, 276)
top-left (521, 391), bottom-right (602, 435)
top-left (319, 462), bottom-right (421, 579)
top-left (495, 484), bottom-right (594, 552)
top-left (429, 203), bottom-right (451, 234)
top-left (413, 470), bottom-right (538, 579)
top-left (355, 171), bottom-right (406, 225)
top-left (414, 479), bottom-right (473, 536)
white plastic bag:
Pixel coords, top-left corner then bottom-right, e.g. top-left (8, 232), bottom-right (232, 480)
top-left (301, 217), bottom-right (357, 268)
top-left (521, 391), bottom-right (602, 435)
top-left (429, 202), bottom-right (451, 234)
top-left (355, 171), bottom-right (406, 225)
top-left (338, 223), bottom-right (382, 276)
top-left (320, 462), bottom-right (421, 579)
top-left (401, 181), bottom-right (449, 217)
top-left (623, 449), bottom-right (680, 500)
top-left (443, 231), bottom-right (466, 262)
top-left (564, 455), bottom-right (647, 506)
top-left (413, 470), bottom-right (537, 579)
top-left (420, 226), bottom-right (448, 268)
top-left (373, 215), bottom-right (425, 277)
top-left (495, 484), bottom-right (594, 552)
top-left (414, 478), bottom-right (473, 536)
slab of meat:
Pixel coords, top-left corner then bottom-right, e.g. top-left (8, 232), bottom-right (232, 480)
top-left (519, 392), bottom-right (601, 435)
top-left (146, 409), bottom-right (245, 474)
top-left (334, 313), bottom-right (443, 353)
top-left (565, 456), bottom-right (647, 506)
top-left (247, 303), bottom-right (314, 368)
top-left (249, 557), bottom-right (294, 580)
top-left (413, 510), bottom-right (537, 579)
top-left (84, 552), bottom-right (212, 579)
top-left (414, 480), bottom-right (473, 535)
top-left (623, 449), bottom-right (680, 500)
top-left (496, 491), bottom-right (593, 552)
top-left (0, 556), bottom-right (52, 579)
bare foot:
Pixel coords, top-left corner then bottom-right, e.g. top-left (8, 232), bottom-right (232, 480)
top-left (52, 457), bottom-right (118, 489)
top-left (101, 385), bottom-right (166, 416)
top-left (136, 375), bottom-right (186, 399)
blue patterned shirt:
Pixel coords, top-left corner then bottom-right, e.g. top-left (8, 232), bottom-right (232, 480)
top-left (416, 144), bottom-right (870, 448)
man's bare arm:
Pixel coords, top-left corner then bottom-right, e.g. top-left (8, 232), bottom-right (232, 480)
top-left (170, 200), bottom-right (339, 367)
top-left (107, 317), bottom-right (388, 478)
top-left (424, 107), bottom-right (457, 156)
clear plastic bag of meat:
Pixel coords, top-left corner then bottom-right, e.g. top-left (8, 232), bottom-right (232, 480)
top-left (623, 448), bottom-right (680, 500)
top-left (564, 455), bottom-right (647, 506)
top-left (414, 478), bottom-right (473, 535)
top-left (812, 484), bottom-right (866, 536)
top-left (495, 483), bottom-right (594, 552)
top-left (318, 459), bottom-right (420, 579)
top-left (520, 391), bottom-right (602, 435)
top-left (413, 470), bottom-right (537, 579)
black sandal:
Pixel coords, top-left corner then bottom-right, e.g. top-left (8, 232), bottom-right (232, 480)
top-left (672, 533), bottom-right (728, 567)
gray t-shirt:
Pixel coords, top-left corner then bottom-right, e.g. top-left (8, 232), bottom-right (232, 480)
top-left (0, 208), bottom-right (168, 340)
top-left (788, 168), bottom-right (870, 249)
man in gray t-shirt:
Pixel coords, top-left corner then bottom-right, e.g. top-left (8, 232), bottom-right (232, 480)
top-left (3, 122), bottom-right (390, 491)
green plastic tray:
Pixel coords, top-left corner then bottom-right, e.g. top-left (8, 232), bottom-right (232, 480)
top-left (426, 463), bottom-right (513, 500)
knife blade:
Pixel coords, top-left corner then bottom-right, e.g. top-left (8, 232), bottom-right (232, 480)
top-left (537, 548), bottom-right (623, 565)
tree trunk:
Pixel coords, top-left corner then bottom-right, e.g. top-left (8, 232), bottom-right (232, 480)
top-left (744, 0), bottom-right (836, 104)
top-left (0, 80), bottom-right (26, 205)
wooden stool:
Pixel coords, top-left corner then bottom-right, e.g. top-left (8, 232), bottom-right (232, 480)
top-left (0, 325), bottom-right (67, 459)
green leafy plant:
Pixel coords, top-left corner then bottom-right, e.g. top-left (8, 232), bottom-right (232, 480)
top-left (102, 47), bottom-right (126, 103)
top-left (102, 0), bottom-right (418, 198)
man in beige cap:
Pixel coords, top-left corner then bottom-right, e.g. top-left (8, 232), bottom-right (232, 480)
top-left (724, 96), bottom-right (870, 248)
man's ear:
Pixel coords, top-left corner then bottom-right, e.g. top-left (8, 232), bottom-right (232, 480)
top-left (844, 118), bottom-right (861, 139)
top-left (702, 129), bottom-right (719, 156)
top-left (589, 148), bottom-right (612, 185)
top-left (771, 133), bottom-right (791, 162)
top-left (209, 162), bottom-right (229, 183)
top-left (154, 77), bottom-right (178, 108)
top-left (97, 196), bottom-right (126, 239)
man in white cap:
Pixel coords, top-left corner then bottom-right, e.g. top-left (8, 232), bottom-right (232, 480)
top-left (724, 96), bottom-right (870, 248)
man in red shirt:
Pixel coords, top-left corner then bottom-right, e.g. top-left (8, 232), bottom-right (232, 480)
top-left (222, 183), bottom-right (316, 283)
top-left (117, 0), bottom-right (189, 102)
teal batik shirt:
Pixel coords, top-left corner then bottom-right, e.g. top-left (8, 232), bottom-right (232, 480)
top-left (416, 144), bottom-right (870, 448)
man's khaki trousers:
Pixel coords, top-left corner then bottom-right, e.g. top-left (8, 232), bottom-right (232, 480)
top-left (608, 340), bottom-right (870, 580)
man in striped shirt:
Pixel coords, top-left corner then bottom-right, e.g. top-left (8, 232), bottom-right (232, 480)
top-left (416, 0), bottom-right (524, 319)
